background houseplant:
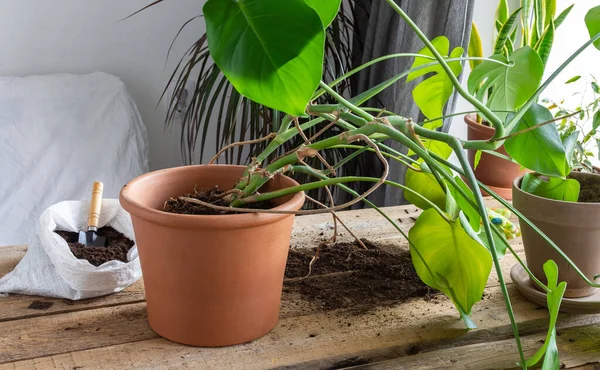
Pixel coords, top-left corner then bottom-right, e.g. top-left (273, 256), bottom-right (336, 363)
top-left (464, 0), bottom-right (574, 199)
top-left (121, 0), bottom-right (600, 367)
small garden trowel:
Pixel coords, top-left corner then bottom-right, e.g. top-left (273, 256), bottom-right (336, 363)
top-left (78, 181), bottom-right (108, 247)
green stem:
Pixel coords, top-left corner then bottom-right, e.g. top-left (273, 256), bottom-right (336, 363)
top-left (240, 175), bottom-right (451, 223)
top-left (447, 137), bottom-right (526, 367)
top-left (383, 0), bottom-right (505, 137)
top-left (313, 55), bottom-right (511, 100)
top-left (319, 82), bottom-right (374, 122)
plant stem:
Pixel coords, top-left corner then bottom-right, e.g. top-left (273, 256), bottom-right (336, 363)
top-left (383, 0), bottom-right (505, 138)
top-left (447, 137), bottom-right (527, 367)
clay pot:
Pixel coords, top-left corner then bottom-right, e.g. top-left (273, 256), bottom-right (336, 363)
top-left (512, 172), bottom-right (600, 298)
top-left (465, 114), bottom-right (527, 200)
top-left (120, 165), bottom-right (305, 346)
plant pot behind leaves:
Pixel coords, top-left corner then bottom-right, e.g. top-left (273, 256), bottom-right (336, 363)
top-left (120, 165), bottom-right (305, 346)
top-left (513, 172), bottom-right (600, 298)
top-left (465, 114), bottom-right (527, 200)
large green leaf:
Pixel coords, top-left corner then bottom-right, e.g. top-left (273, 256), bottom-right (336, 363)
top-left (468, 47), bottom-right (544, 119)
top-left (304, 0), bottom-right (341, 27)
top-left (585, 5), bottom-right (600, 50)
top-left (409, 209), bottom-right (492, 321)
top-left (408, 36), bottom-right (463, 130)
top-left (505, 103), bottom-right (569, 177)
top-left (521, 173), bottom-right (580, 201)
top-left (203, 0), bottom-right (325, 116)
top-left (404, 168), bottom-right (446, 211)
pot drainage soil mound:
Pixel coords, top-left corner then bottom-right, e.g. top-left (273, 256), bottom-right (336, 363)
top-left (284, 239), bottom-right (437, 312)
top-left (55, 227), bottom-right (134, 267)
top-left (163, 186), bottom-right (274, 215)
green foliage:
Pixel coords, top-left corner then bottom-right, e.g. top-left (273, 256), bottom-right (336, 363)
top-left (586, 5), bottom-right (600, 50)
top-left (468, 22), bottom-right (484, 70)
top-left (536, 20), bottom-right (555, 66)
top-left (468, 47), bottom-right (543, 119)
top-left (448, 176), bottom-right (481, 232)
top-left (203, 0), bottom-right (325, 116)
top-left (408, 37), bottom-right (463, 130)
top-left (521, 173), bottom-right (580, 202)
top-left (546, 75), bottom-right (600, 172)
top-left (524, 260), bottom-right (566, 369)
top-left (409, 209), bottom-right (492, 325)
top-left (304, 0), bottom-right (342, 27)
top-left (404, 168), bottom-right (446, 211)
top-left (493, 7), bottom-right (522, 55)
top-left (505, 103), bottom-right (569, 177)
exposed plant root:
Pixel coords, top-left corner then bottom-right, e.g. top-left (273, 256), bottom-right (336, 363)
top-left (209, 133), bottom-right (277, 164)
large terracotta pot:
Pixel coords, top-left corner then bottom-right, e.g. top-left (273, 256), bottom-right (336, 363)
top-left (120, 165), bottom-right (305, 346)
top-left (512, 172), bottom-right (600, 298)
top-left (465, 114), bottom-right (527, 200)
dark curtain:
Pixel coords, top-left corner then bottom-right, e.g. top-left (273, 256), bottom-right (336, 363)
top-left (349, 0), bottom-right (474, 207)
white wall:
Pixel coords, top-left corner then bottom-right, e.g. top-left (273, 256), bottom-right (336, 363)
top-left (0, 0), bottom-right (206, 170)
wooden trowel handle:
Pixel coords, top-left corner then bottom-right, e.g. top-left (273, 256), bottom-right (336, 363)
top-left (88, 181), bottom-right (104, 230)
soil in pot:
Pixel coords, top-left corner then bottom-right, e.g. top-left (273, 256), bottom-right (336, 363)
top-left (163, 186), bottom-right (274, 215)
top-left (284, 239), bottom-right (438, 313)
top-left (578, 182), bottom-right (600, 203)
top-left (55, 227), bottom-right (134, 266)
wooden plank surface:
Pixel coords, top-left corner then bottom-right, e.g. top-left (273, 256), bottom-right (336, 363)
top-left (0, 200), bottom-right (598, 369)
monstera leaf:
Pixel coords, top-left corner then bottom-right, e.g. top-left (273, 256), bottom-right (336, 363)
top-left (408, 36), bottom-right (463, 130)
top-left (521, 173), bottom-right (580, 202)
top-left (468, 46), bottom-right (543, 120)
top-left (404, 168), bottom-right (446, 211)
top-left (409, 209), bottom-right (492, 327)
top-left (305, 0), bottom-right (341, 27)
top-left (203, 0), bottom-right (326, 116)
top-left (505, 103), bottom-right (569, 177)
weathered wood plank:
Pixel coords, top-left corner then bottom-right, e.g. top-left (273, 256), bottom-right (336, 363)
top-left (347, 323), bottom-right (600, 370)
top-left (0, 283), bottom-right (581, 369)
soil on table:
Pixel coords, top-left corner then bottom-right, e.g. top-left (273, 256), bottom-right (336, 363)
top-left (55, 227), bottom-right (134, 267)
top-left (163, 186), bottom-right (274, 215)
top-left (284, 239), bottom-right (437, 313)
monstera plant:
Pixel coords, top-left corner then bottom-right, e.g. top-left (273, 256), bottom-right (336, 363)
top-left (121, 0), bottom-right (600, 366)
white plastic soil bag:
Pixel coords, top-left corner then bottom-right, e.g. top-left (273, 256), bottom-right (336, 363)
top-left (0, 200), bottom-right (141, 300)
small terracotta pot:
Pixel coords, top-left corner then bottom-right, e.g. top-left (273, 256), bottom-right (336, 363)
top-left (465, 114), bottom-right (527, 200)
top-left (120, 165), bottom-right (305, 346)
top-left (513, 172), bottom-right (600, 298)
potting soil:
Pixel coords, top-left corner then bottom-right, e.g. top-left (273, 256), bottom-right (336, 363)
top-left (163, 186), bottom-right (274, 215)
top-left (55, 227), bottom-right (134, 267)
top-left (284, 240), bottom-right (437, 313)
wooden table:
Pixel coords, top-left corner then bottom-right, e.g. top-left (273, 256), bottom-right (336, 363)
top-left (1, 200), bottom-right (599, 369)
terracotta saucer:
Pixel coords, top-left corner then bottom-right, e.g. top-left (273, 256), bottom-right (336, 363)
top-left (511, 264), bottom-right (600, 314)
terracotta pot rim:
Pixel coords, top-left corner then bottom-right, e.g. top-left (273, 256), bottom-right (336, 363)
top-left (513, 172), bottom-right (600, 207)
top-left (464, 114), bottom-right (496, 135)
top-left (120, 164), bottom-right (305, 229)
